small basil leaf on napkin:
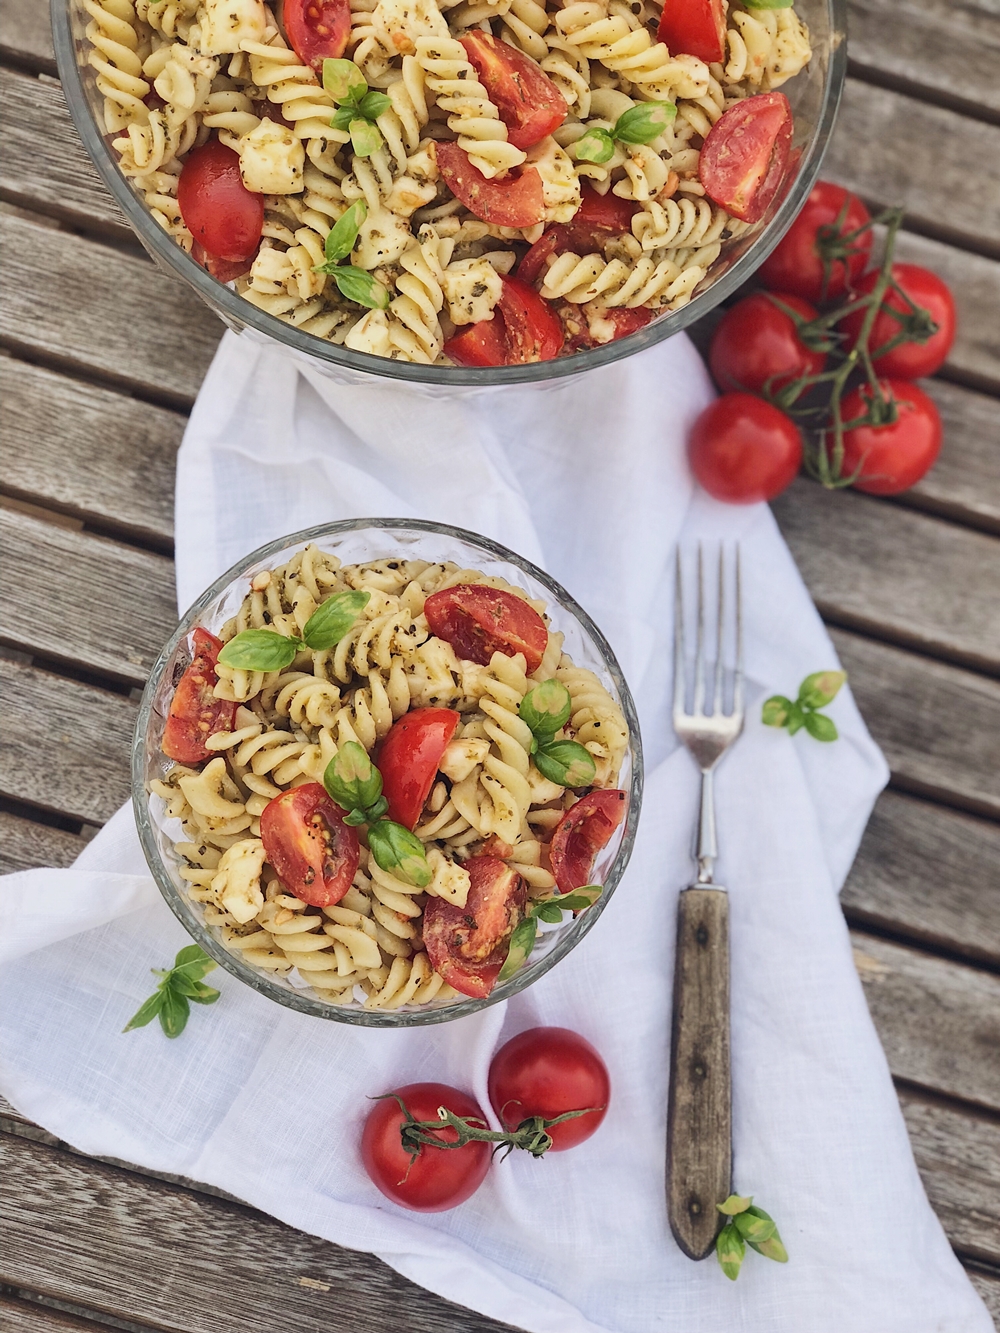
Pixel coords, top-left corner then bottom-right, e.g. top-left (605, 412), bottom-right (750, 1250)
top-left (122, 992), bottom-right (165, 1032)
top-left (368, 820), bottom-right (432, 888)
top-left (734, 1210), bottom-right (776, 1244)
top-left (785, 702), bottom-right (806, 734)
top-left (717, 1193), bottom-right (753, 1215)
top-left (716, 1221), bottom-right (746, 1280)
top-left (534, 739), bottom-right (596, 789)
top-left (519, 680), bottom-right (572, 739)
top-left (803, 710), bottom-right (838, 742)
top-left (798, 669), bottom-right (846, 709)
top-left (170, 975), bottom-right (221, 1004)
top-left (159, 985), bottom-right (191, 1038)
top-left (303, 589), bottom-right (371, 650)
top-left (761, 696), bottom-right (793, 728)
top-left (745, 1207), bottom-right (788, 1262)
top-left (217, 629), bottom-right (302, 671)
top-left (123, 945), bottom-right (218, 1039)
top-left (498, 916), bottom-right (538, 982)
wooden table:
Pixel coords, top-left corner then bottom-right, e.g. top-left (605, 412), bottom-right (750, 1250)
top-left (1, 1), bottom-right (998, 1327)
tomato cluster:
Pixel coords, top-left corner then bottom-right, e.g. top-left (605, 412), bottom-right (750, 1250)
top-left (691, 181), bottom-right (955, 501)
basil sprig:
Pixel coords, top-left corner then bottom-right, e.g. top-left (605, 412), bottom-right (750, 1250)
top-left (762, 669), bottom-right (845, 742)
top-left (323, 58), bottom-right (391, 156)
top-left (323, 741), bottom-right (430, 888)
top-left (517, 682), bottom-right (596, 789)
top-left (217, 590), bottom-right (371, 671)
top-left (123, 944), bottom-right (219, 1039)
top-left (497, 886), bottom-right (602, 982)
top-left (312, 199), bottom-right (390, 311)
top-left (716, 1194), bottom-right (788, 1280)
top-left (574, 100), bottom-right (677, 164)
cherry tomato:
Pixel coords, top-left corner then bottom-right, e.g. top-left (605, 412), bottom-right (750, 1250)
top-left (444, 316), bottom-right (508, 367)
top-left (424, 583), bottom-right (549, 672)
top-left (689, 393), bottom-right (801, 503)
top-left (556, 303), bottom-right (654, 353)
top-left (657, 0), bottom-right (726, 63)
top-left (708, 292), bottom-right (824, 394)
top-left (518, 184), bottom-right (639, 285)
top-left (378, 708), bottom-right (460, 829)
top-left (836, 378), bottom-right (942, 495)
top-left (423, 857), bottom-right (527, 998)
top-left (838, 264), bottom-right (956, 379)
top-left (436, 142), bottom-right (545, 228)
top-left (162, 628), bottom-right (237, 764)
top-left (445, 277), bottom-right (563, 366)
top-left (283, 0), bottom-right (350, 70)
top-left (488, 1027), bottom-right (611, 1151)
top-left (700, 92), bottom-right (793, 224)
top-left (361, 1082), bottom-right (491, 1211)
top-left (190, 240), bottom-right (254, 284)
top-left (177, 138), bottom-right (264, 262)
top-left (260, 784), bottom-right (360, 907)
top-left (759, 181), bottom-right (872, 304)
top-left (549, 790), bottom-right (627, 893)
top-left (460, 32), bottom-right (568, 150)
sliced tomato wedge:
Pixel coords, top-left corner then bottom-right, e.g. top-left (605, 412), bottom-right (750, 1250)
top-left (283, 0), bottom-right (350, 70)
top-left (425, 584), bottom-right (549, 672)
top-left (423, 857), bottom-right (527, 998)
top-left (162, 628), bottom-right (237, 764)
top-left (178, 138), bottom-right (264, 262)
top-left (657, 0), bottom-right (726, 63)
top-left (444, 276), bottom-right (563, 366)
top-left (378, 708), bottom-right (461, 829)
top-left (443, 314), bottom-right (509, 367)
top-left (518, 184), bottom-right (639, 285)
top-left (436, 142), bottom-right (545, 228)
top-left (260, 784), bottom-right (360, 908)
top-left (699, 92), bottom-right (793, 224)
top-left (460, 32), bottom-right (568, 150)
top-left (550, 790), bottom-right (627, 893)
top-left (190, 241), bottom-right (254, 283)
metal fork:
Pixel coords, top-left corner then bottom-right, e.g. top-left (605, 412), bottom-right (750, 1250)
top-left (666, 545), bottom-right (745, 1261)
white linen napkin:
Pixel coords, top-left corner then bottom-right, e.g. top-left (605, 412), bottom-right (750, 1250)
top-left (0, 329), bottom-right (990, 1333)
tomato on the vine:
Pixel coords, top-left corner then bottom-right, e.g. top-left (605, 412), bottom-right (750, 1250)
top-left (488, 1027), bottom-right (611, 1151)
top-left (260, 784), bottom-right (360, 907)
top-left (708, 292), bottom-right (824, 395)
top-left (836, 378), bottom-right (942, 495)
top-left (700, 92), bottom-right (793, 224)
top-left (162, 628), bottom-right (237, 763)
top-left (838, 264), bottom-right (956, 379)
top-left (550, 790), bottom-right (627, 893)
top-left (283, 0), bottom-right (350, 70)
top-left (689, 393), bottom-right (802, 504)
top-left (759, 181), bottom-right (872, 303)
top-left (378, 708), bottom-right (460, 829)
top-left (177, 138), bottom-right (264, 262)
top-left (424, 583), bottom-right (549, 671)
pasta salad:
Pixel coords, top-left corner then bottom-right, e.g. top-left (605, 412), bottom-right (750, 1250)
top-left (150, 545), bottom-right (630, 1011)
top-left (85, 0), bottom-right (811, 365)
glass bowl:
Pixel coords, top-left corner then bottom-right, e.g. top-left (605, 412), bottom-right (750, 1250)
top-left (54, 0), bottom-right (846, 388)
top-left (133, 519), bottom-right (643, 1026)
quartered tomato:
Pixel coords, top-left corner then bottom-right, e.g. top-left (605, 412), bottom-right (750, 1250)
top-left (424, 584), bottom-right (549, 672)
top-left (423, 857), bottom-right (527, 998)
top-left (759, 181), bottom-right (872, 303)
top-left (445, 276), bottom-right (563, 366)
top-left (837, 378), bottom-right (942, 495)
top-left (378, 708), bottom-right (460, 829)
top-left (657, 0), bottom-right (726, 63)
top-left (436, 142), bottom-right (545, 228)
top-left (283, 0), bottom-right (350, 69)
top-left (178, 138), bottom-right (264, 262)
top-left (550, 790), bottom-right (627, 893)
top-left (518, 184), bottom-right (638, 285)
top-left (700, 92), bottom-right (793, 224)
top-left (838, 264), bottom-right (957, 379)
top-left (488, 1027), bottom-right (611, 1151)
top-left (260, 784), bottom-right (360, 907)
top-left (460, 32), bottom-right (568, 150)
top-left (708, 291), bottom-right (824, 394)
top-left (162, 628), bottom-right (237, 764)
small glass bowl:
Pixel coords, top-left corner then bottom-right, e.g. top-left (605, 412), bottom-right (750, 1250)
top-left (133, 520), bottom-right (643, 1026)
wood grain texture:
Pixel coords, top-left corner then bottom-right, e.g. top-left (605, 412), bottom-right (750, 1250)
top-left (967, 1268), bottom-right (1000, 1324)
top-left (0, 1295), bottom-right (123, 1333)
top-left (0, 0), bottom-right (55, 71)
top-left (666, 888), bottom-right (731, 1260)
top-left (0, 357), bottom-right (180, 544)
top-left (0, 811), bottom-right (88, 874)
top-left (904, 380), bottom-right (1000, 532)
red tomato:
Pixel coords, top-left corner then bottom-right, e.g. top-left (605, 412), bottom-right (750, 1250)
top-left (689, 393), bottom-right (802, 503)
top-left (557, 303), bottom-right (654, 353)
top-left (260, 784), bottom-right (360, 907)
top-left (838, 264), bottom-right (957, 379)
top-left (424, 584), bottom-right (549, 672)
top-left (708, 292), bottom-right (824, 394)
top-left (518, 185), bottom-right (639, 285)
top-left (190, 240), bottom-right (254, 284)
top-left (700, 92), bottom-right (793, 224)
top-left (283, 0), bottom-right (350, 69)
top-left (445, 277), bottom-right (563, 366)
top-left (444, 316), bottom-right (508, 367)
top-left (488, 1027), bottom-right (611, 1151)
top-left (361, 1083), bottom-right (491, 1211)
top-left (759, 181), bottom-right (872, 304)
top-left (162, 628), bottom-right (237, 764)
top-left (460, 33), bottom-right (568, 150)
top-left (436, 142), bottom-right (545, 228)
top-left (836, 378), bottom-right (942, 495)
top-left (657, 0), bottom-right (726, 63)
top-left (423, 857), bottom-right (527, 998)
top-left (378, 708), bottom-right (460, 829)
top-left (550, 790), bottom-right (627, 893)
top-left (178, 138), bottom-right (264, 262)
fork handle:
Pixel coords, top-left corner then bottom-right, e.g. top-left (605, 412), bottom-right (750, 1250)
top-left (666, 886), bottom-right (732, 1260)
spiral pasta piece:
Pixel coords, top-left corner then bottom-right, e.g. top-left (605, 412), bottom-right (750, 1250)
top-left (414, 34), bottom-right (526, 179)
top-left (556, 661), bottom-right (629, 785)
top-left (85, 0), bottom-right (151, 131)
top-left (555, 2), bottom-right (710, 101)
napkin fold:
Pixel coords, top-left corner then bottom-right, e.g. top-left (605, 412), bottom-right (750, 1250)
top-left (0, 329), bottom-right (990, 1333)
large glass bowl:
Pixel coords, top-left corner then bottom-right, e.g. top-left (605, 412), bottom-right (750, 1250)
top-left (54, 0), bottom-right (845, 387)
top-left (133, 520), bottom-right (643, 1026)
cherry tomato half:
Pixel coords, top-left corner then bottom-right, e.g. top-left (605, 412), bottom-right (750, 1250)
top-left (657, 0), bottom-right (726, 63)
top-left (178, 138), bottom-right (264, 262)
top-left (283, 0), bottom-right (350, 70)
top-left (836, 378), bottom-right (942, 495)
top-left (708, 291), bottom-right (824, 395)
top-left (260, 784), bottom-right (360, 907)
top-left (518, 184), bottom-right (639, 285)
top-left (549, 790), bottom-right (627, 893)
top-left (700, 92), bottom-right (793, 224)
top-left (445, 277), bottom-right (564, 366)
top-left (190, 240), bottom-right (254, 283)
top-left (436, 142), bottom-right (545, 228)
top-left (689, 392), bottom-right (802, 504)
top-left (361, 1083), bottom-right (491, 1211)
top-left (378, 708), bottom-right (460, 829)
top-left (488, 1027), bottom-right (611, 1151)
top-left (162, 628), bottom-right (237, 764)
top-left (423, 857), bottom-right (527, 998)
top-left (424, 583), bottom-right (549, 672)
top-left (838, 264), bottom-right (956, 379)
top-left (460, 32), bottom-right (568, 150)
top-left (759, 181), bottom-right (872, 304)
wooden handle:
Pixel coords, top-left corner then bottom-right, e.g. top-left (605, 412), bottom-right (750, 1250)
top-left (666, 887), bottom-right (732, 1260)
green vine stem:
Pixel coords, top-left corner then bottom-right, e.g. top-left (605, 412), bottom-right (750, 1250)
top-left (377, 1093), bottom-right (603, 1164)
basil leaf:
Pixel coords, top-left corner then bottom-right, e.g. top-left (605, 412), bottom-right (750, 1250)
top-left (367, 820), bottom-right (432, 888)
top-left (174, 943), bottom-right (211, 970)
top-left (761, 695), bottom-right (793, 728)
top-left (302, 587), bottom-right (370, 650)
top-left (323, 57), bottom-right (368, 102)
top-left (350, 117), bottom-right (383, 157)
top-left (171, 975), bottom-right (221, 1004)
top-left (365, 795), bottom-right (389, 822)
top-left (331, 266), bottom-right (391, 310)
top-left (324, 740), bottom-right (383, 814)
top-left (550, 885), bottom-right (602, 913)
top-left (613, 101), bottom-right (677, 145)
top-left (122, 990), bottom-right (164, 1033)
top-left (533, 740), bottom-right (596, 789)
top-left (158, 985), bottom-right (190, 1038)
top-left (217, 629), bottom-right (302, 671)
top-left (785, 702), bottom-right (806, 735)
top-left (717, 1194), bottom-right (753, 1216)
top-left (519, 680), bottom-right (572, 740)
top-left (533, 902), bottom-right (564, 924)
top-left (734, 1209), bottom-right (776, 1244)
top-left (331, 105), bottom-right (356, 132)
top-left (744, 0), bottom-right (794, 8)
top-left (322, 201), bottom-right (367, 269)
top-left (359, 89), bottom-right (392, 120)
top-left (803, 710), bottom-right (838, 742)
top-left (574, 126), bottom-right (615, 164)
top-left (797, 669), bottom-right (846, 709)
top-left (716, 1220), bottom-right (746, 1281)
top-left (745, 1207), bottom-right (788, 1262)
top-left (497, 916), bottom-right (538, 983)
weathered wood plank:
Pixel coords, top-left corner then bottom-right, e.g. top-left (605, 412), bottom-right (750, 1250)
top-left (905, 380), bottom-right (1000, 533)
top-left (0, 1295), bottom-right (123, 1333)
top-left (0, 508), bottom-right (176, 684)
top-left (0, 357), bottom-right (179, 545)
top-left (0, 811), bottom-right (88, 875)
top-left (967, 1268), bottom-right (1000, 1324)
top-left (0, 0), bottom-right (55, 71)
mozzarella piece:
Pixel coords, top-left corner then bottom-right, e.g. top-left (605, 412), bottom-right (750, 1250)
top-left (439, 737), bottom-right (491, 783)
top-left (425, 847), bottom-right (472, 908)
top-left (441, 257), bottom-right (503, 326)
top-left (238, 119), bottom-right (305, 195)
top-left (212, 838), bottom-right (266, 924)
top-left (199, 0), bottom-right (268, 53)
top-left (525, 136), bottom-right (582, 223)
top-left (356, 205), bottom-right (413, 267)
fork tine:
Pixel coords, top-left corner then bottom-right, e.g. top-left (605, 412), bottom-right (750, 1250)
top-left (693, 543), bottom-right (706, 715)
top-left (733, 544), bottom-right (744, 717)
top-left (713, 547), bottom-right (725, 717)
top-left (673, 548), bottom-right (686, 716)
